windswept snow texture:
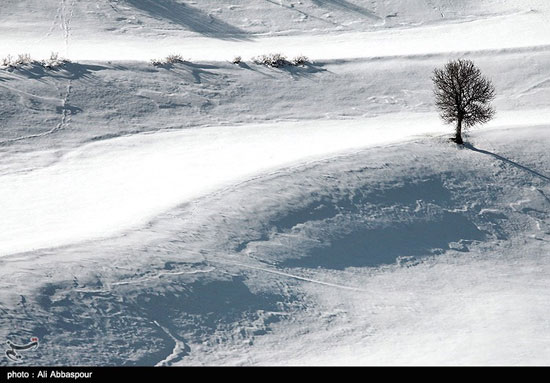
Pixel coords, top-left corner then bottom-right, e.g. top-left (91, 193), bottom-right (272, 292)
top-left (1, 1), bottom-right (550, 60)
top-left (1, 0), bottom-right (550, 366)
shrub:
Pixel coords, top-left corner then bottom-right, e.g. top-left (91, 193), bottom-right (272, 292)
top-left (1, 53), bottom-right (36, 69)
top-left (14, 54), bottom-right (34, 66)
top-left (1, 52), bottom-right (70, 70)
top-left (165, 54), bottom-right (185, 64)
top-left (252, 53), bottom-right (310, 68)
top-left (252, 53), bottom-right (290, 68)
top-left (150, 58), bottom-right (163, 67)
top-left (151, 54), bottom-right (186, 67)
top-left (41, 52), bottom-right (69, 69)
top-left (0, 55), bottom-right (13, 68)
top-left (291, 55), bottom-right (309, 66)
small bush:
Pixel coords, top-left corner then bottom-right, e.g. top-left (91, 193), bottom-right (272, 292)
top-left (252, 53), bottom-right (290, 68)
top-left (1, 53), bottom-right (69, 70)
top-left (150, 58), bottom-right (163, 67)
top-left (41, 52), bottom-right (69, 69)
top-left (1, 55), bottom-right (13, 67)
top-left (252, 53), bottom-right (310, 68)
top-left (151, 54), bottom-right (186, 67)
top-left (165, 54), bottom-right (185, 64)
top-left (291, 55), bottom-right (309, 66)
top-left (1, 53), bottom-right (36, 69)
top-left (14, 53), bottom-right (34, 66)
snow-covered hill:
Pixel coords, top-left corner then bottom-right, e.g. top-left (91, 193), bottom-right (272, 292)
top-left (1, 0), bottom-right (550, 60)
top-left (0, 0), bottom-right (549, 366)
top-left (2, 127), bottom-right (549, 365)
top-left (3, 0), bottom-right (543, 38)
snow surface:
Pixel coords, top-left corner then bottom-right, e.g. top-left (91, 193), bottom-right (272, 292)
top-left (2, 6), bottom-right (550, 61)
top-left (2, 110), bottom-right (550, 257)
top-left (1, 0), bottom-right (550, 366)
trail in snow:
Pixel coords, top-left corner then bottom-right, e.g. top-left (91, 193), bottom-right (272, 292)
top-left (109, 267), bottom-right (216, 288)
top-left (153, 320), bottom-right (190, 367)
top-left (33, 0), bottom-right (75, 51)
top-left (35, 0), bottom-right (63, 44)
top-left (213, 259), bottom-right (369, 292)
top-left (60, 0), bottom-right (72, 55)
top-left (0, 80), bottom-right (72, 145)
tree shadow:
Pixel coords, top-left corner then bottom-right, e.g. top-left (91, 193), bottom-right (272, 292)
top-left (126, 0), bottom-right (250, 40)
top-left (464, 143), bottom-right (550, 183)
top-left (311, 0), bottom-right (382, 20)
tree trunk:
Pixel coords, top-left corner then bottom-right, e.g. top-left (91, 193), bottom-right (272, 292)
top-left (454, 119), bottom-right (464, 145)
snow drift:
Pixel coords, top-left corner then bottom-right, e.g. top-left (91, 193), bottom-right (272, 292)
top-left (1, 0), bottom-right (550, 367)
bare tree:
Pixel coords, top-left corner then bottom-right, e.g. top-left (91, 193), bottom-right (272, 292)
top-left (432, 59), bottom-right (496, 144)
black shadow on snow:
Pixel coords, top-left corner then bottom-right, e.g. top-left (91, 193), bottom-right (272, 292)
top-left (242, 62), bottom-right (327, 80)
top-left (126, 0), bottom-right (250, 40)
top-left (465, 143), bottom-right (550, 183)
top-left (282, 62), bottom-right (327, 79)
top-left (157, 62), bottom-right (221, 84)
top-left (13, 62), bottom-right (108, 81)
top-left (234, 62), bottom-right (278, 79)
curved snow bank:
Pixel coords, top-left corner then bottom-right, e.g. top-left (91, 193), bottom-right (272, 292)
top-left (0, 113), bottom-right (439, 256)
top-left (1, 110), bottom-right (549, 256)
